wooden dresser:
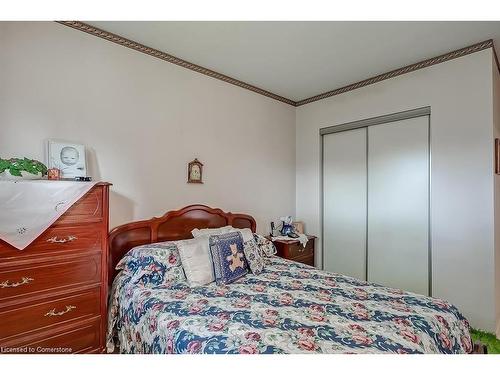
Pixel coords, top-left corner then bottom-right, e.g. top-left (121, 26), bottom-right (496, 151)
top-left (271, 235), bottom-right (316, 267)
top-left (0, 182), bottom-right (110, 354)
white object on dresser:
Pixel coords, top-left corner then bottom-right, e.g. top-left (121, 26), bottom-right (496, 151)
top-left (0, 180), bottom-right (97, 250)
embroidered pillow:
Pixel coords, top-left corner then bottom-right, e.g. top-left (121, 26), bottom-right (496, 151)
top-left (116, 242), bottom-right (186, 286)
top-left (253, 234), bottom-right (277, 257)
top-left (176, 236), bottom-right (215, 287)
top-left (243, 238), bottom-right (265, 275)
top-left (209, 231), bottom-right (248, 285)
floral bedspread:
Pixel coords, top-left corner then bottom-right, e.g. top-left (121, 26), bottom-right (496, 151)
top-left (107, 257), bottom-right (472, 354)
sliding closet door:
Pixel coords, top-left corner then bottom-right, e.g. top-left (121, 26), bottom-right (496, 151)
top-left (367, 116), bottom-right (429, 295)
top-left (323, 128), bottom-right (367, 280)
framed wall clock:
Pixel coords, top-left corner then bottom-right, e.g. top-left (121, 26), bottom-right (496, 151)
top-left (188, 158), bottom-right (203, 183)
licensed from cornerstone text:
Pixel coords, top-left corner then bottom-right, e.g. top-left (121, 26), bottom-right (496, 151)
top-left (1, 346), bottom-right (73, 353)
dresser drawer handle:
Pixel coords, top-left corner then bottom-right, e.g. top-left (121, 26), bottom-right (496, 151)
top-left (0, 277), bottom-right (34, 288)
top-left (45, 305), bottom-right (76, 317)
top-left (46, 235), bottom-right (77, 244)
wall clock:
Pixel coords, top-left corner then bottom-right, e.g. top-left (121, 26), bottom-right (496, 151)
top-left (188, 158), bottom-right (203, 183)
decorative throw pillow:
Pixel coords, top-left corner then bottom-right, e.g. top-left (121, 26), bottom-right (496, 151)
top-left (116, 242), bottom-right (186, 286)
top-left (209, 231), bottom-right (248, 285)
top-left (192, 226), bottom-right (254, 243)
top-left (234, 227), bottom-right (254, 243)
top-left (176, 236), bottom-right (215, 287)
top-left (253, 234), bottom-right (277, 257)
top-left (242, 238), bottom-right (265, 275)
top-left (191, 225), bottom-right (233, 238)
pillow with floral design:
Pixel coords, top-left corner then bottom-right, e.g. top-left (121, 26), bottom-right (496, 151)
top-left (116, 241), bottom-right (186, 286)
top-left (253, 234), bottom-right (277, 257)
top-left (243, 238), bottom-right (265, 274)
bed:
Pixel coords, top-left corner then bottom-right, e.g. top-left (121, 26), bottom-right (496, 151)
top-left (106, 205), bottom-right (472, 354)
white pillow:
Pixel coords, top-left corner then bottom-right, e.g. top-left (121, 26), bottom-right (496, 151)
top-left (191, 226), bottom-right (254, 243)
top-left (234, 227), bottom-right (254, 243)
top-left (191, 225), bottom-right (233, 238)
top-left (176, 236), bottom-right (214, 286)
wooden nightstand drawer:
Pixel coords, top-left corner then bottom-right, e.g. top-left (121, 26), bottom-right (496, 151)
top-left (293, 254), bottom-right (314, 267)
top-left (272, 236), bottom-right (316, 266)
top-left (285, 240), bottom-right (314, 258)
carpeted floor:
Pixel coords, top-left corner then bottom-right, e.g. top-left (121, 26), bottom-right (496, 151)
top-left (471, 329), bottom-right (500, 354)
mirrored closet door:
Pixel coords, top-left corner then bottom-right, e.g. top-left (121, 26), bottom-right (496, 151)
top-left (322, 108), bottom-right (430, 296)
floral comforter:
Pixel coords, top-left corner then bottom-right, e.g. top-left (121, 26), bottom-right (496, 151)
top-left (107, 257), bottom-right (472, 354)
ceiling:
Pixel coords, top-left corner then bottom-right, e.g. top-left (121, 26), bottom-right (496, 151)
top-left (87, 21), bottom-right (500, 102)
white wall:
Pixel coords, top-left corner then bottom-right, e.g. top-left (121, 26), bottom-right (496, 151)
top-left (0, 22), bottom-right (296, 232)
top-left (296, 49), bottom-right (499, 334)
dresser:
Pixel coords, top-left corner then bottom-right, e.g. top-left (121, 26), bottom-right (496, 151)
top-left (0, 182), bottom-right (110, 354)
top-left (271, 235), bottom-right (316, 267)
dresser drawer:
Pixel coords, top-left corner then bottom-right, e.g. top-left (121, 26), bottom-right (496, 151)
top-left (293, 254), bottom-right (314, 267)
top-left (1, 318), bottom-right (101, 354)
top-left (0, 225), bottom-right (103, 261)
top-left (284, 240), bottom-right (314, 259)
top-left (56, 185), bottom-right (103, 225)
top-left (31, 318), bottom-right (101, 354)
top-left (273, 236), bottom-right (316, 268)
top-left (0, 288), bottom-right (100, 341)
top-left (0, 254), bottom-right (101, 306)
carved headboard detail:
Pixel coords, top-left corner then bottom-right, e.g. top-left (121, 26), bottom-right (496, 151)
top-left (108, 204), bottom-right (256, 286)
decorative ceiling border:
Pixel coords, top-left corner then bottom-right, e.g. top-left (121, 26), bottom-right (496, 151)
top-left (296, 39), bottom-right (495, 106)
top-left (56, 21), bottom-right (296, 106)
top-left (56, 22), bottom-right (497, 108)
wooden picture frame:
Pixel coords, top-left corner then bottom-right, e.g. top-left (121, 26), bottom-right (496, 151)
top-left (292, 221), bottom-right (304, 234)
top-left (496, 139), bottom-right (500, 175)
top-left (187, 158), bottom-right (203, 183)
top-left (47, 140), bottom-right (87, 178)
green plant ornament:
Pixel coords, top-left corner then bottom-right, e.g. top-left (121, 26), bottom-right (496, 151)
top-left (0, 157), bottom-right (48, 178)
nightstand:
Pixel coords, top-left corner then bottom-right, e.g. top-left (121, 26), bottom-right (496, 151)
top-left (270, 235), bottom-right (316, 267)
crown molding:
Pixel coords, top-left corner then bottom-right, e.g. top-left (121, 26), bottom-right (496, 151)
top-left (296, 39), bottom-right (495, 106)
top-left (56, 21), bottom-right (296, 106)
top-left (55, 22), bottom-right (496, 108)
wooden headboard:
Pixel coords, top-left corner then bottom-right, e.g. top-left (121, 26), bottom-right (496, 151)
top-left (108, 204), bottom-right (256, 286)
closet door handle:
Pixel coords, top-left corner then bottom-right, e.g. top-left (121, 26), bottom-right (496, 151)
top-left (45, 305), bottom-right (76, 317)
top-left (46, 235), bottom-right (77, 244)
top-left (0, 277), bottom-right (34, 288)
